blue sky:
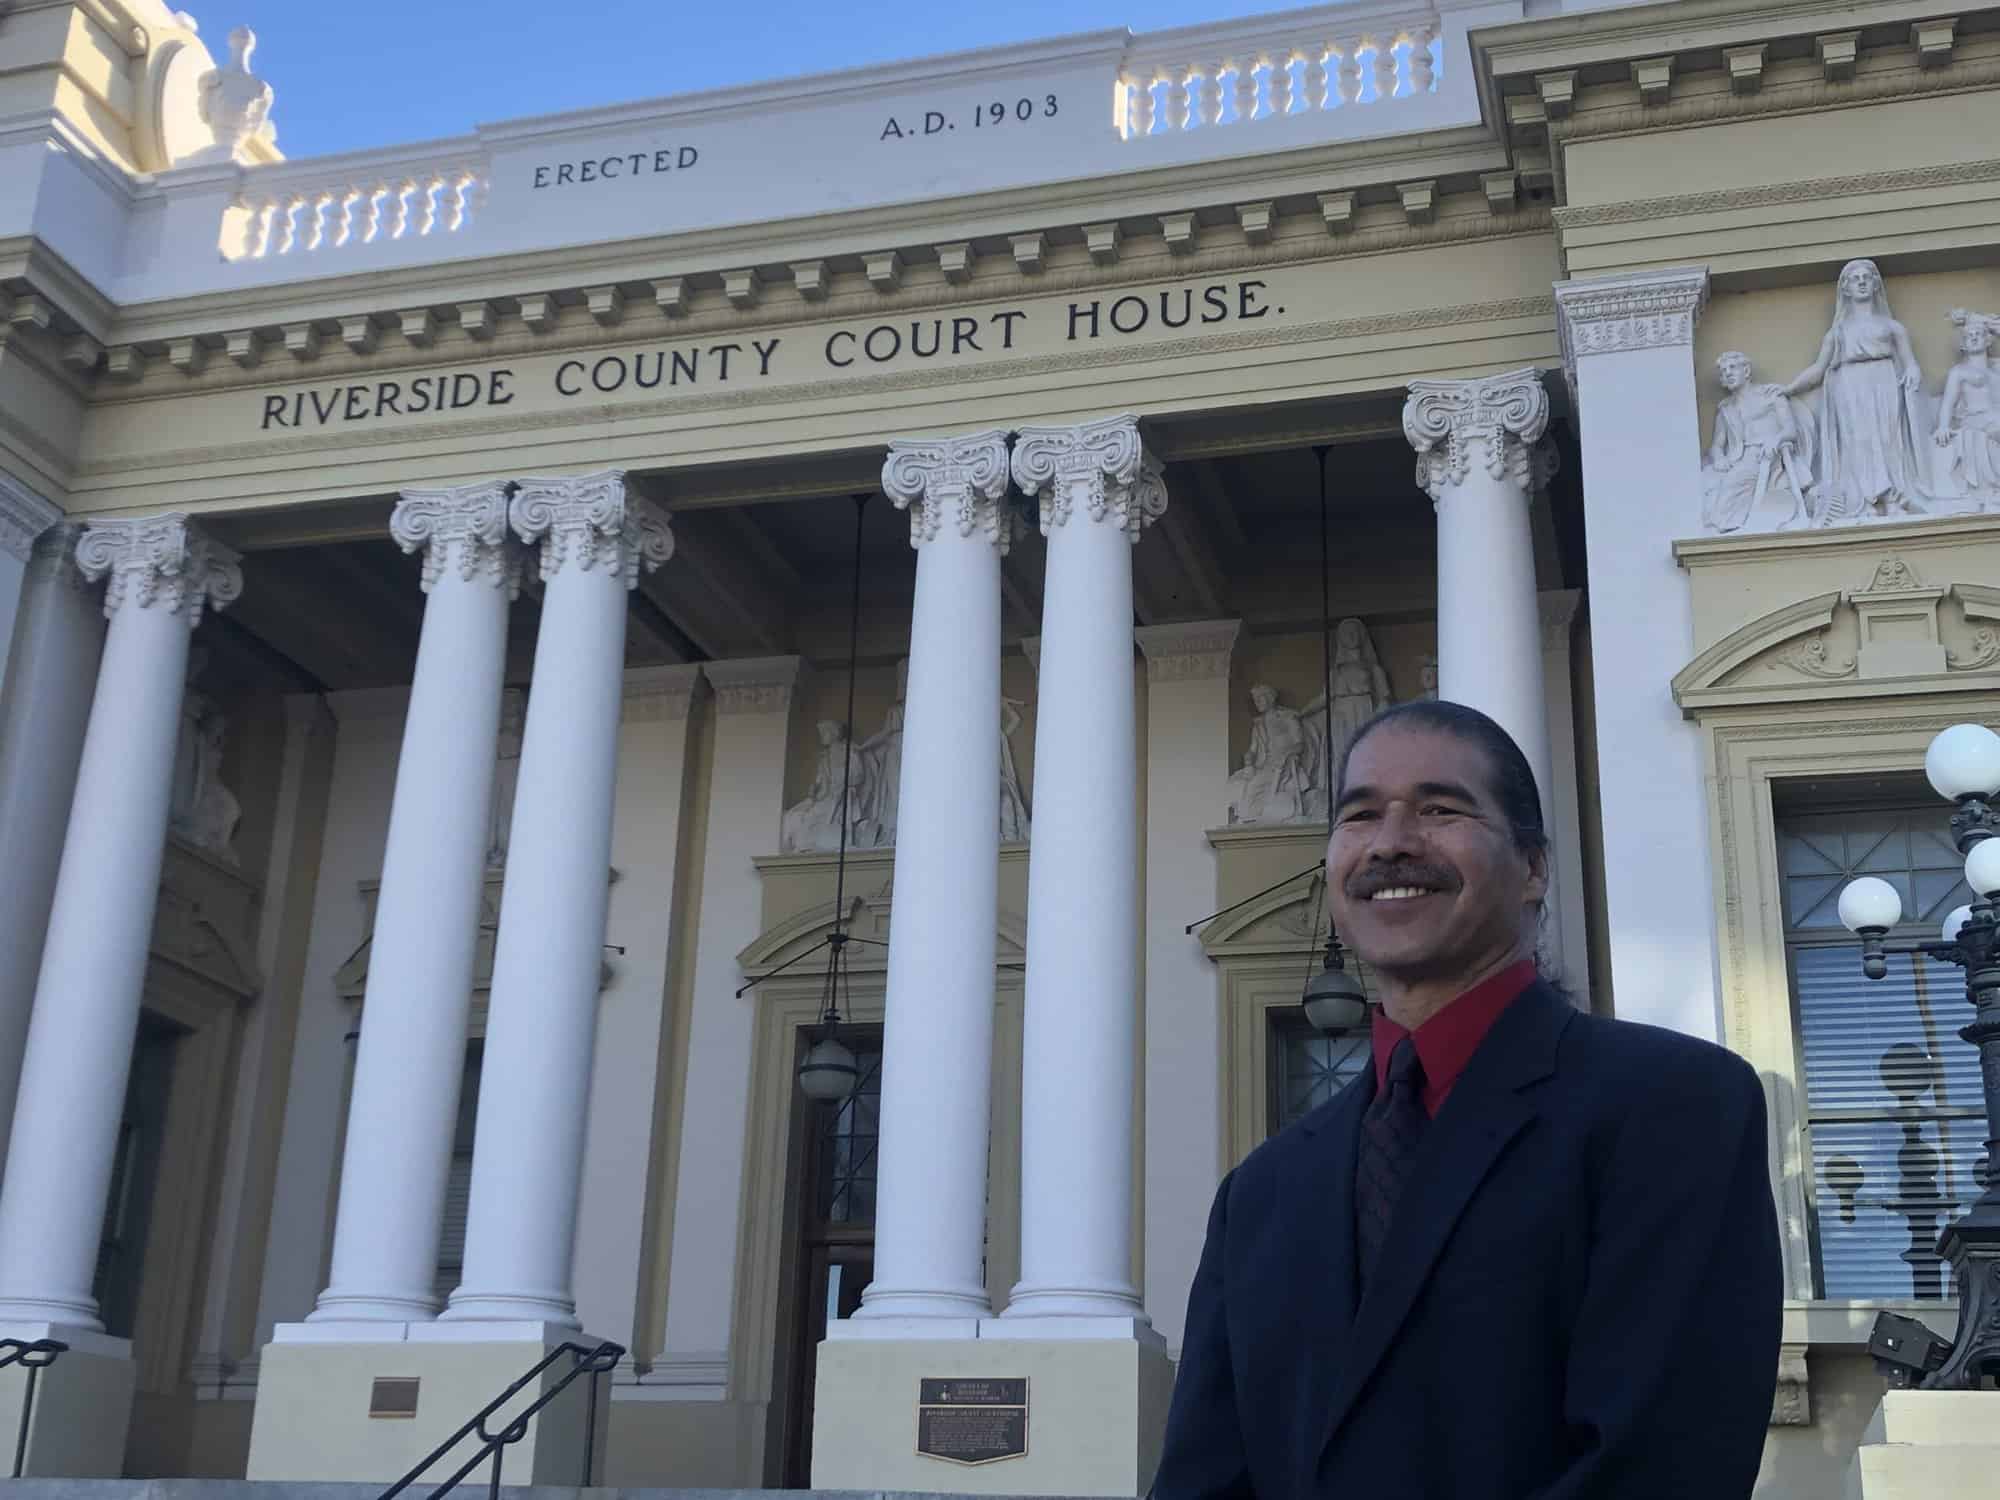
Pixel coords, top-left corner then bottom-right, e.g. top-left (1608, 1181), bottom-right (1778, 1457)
top-left (230, 1), bottom-right (1292, 160)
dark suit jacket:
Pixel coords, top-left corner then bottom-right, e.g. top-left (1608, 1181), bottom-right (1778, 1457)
top-left (1152, 982), bottom-right (1781, 1500)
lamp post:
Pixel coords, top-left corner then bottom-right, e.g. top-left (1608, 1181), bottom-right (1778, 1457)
top-left (1838, 721), bottom-right (2000, 1390)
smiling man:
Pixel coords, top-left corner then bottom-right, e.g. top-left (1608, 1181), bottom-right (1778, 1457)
top-left (1152, 701), bottom-right (1782, 1500)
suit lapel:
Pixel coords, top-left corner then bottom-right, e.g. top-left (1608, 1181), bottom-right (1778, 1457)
top-left (1294, 1067), bottom-right (1372, 1438)
top-left (1314, 984), bottom-right (1573, 1464)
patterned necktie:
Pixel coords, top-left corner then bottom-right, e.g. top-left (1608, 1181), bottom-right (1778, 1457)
top-left (1355, 1036), bottom-right (1429, 1288)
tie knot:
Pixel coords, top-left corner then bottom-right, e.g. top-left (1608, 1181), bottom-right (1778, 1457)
top-left (1386, 1036), bottom-right (1424, 1090)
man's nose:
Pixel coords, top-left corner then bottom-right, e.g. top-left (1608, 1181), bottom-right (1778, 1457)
top-left (1366, 801), bottom-right (1426, 857)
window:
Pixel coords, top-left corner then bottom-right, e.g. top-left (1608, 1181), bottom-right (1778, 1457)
top-left (810, 1038), bottom-right (883, 1228)
top-left (1267, 1009), bottom-right (1371, 1137)
top-left (434, 1041), bottom-right (483, 1303)
top-left (1778, 794), bottom-right (1989, 1299)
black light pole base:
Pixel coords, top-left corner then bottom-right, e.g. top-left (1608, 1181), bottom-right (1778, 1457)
top-left (1926, 1201), bottom-right (2000, 1389)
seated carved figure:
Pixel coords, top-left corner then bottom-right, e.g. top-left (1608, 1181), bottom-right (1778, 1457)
top-left (1702, 351), bottom-right (1815, 533)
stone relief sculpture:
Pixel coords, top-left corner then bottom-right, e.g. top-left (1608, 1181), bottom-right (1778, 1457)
top-left (1701, 352), bottom-right (1816, 533)
top-left (781, 721), bottom-right (875, 853)
top-left (1316, 618), bottom-right (1392, 776)
top-left (486, 688), bottom-right (526, 868)
top-left (1229, 684), bottom-right (1313, 825)
top-left (854, 699), bottom-right (903, 849)
top-left (1935, 309), bottom-right (2000, 502)
top-left (169, 651), bottom-right (241, 863)
top-left (999, 696), bottom-right (1032, 843)
top-left (1417, 655), bottom-right (1439, 700)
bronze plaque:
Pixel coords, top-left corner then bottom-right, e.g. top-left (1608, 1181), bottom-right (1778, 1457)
top-left (916, 1377), bottom-right (1028, 1465)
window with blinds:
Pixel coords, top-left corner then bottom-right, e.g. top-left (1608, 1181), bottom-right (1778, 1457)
top-left (1268, 1011), bottom-right (1371, 1137)
top-left (434, 1041), bottom-right (483, 1304)
top-left (1778, 797), bottom-right (1988, 1301)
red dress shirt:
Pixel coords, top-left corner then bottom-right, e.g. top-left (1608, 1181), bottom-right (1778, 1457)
top-left (1369, 958), bottom-right (1537, 1117)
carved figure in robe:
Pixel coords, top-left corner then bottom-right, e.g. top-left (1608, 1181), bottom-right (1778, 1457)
top-left (1935, 310), bottom-right (2000, 503)
top-left (1228, 685), bottom-right (1312, 825)
top-left (1318, 619), bottom-right (1390, 780)
top-left (171, 691), bottom-right (241, 863)
top-left (999, 696), bottom-right (1032, 843)
top-left (781, 720), bottom-right (875, 853)
top-left (1701, 351), bottom-right (1816, 533)
top-left (486, 688), bottom-right (526, 868)
top-left (1783, 259), bottom-right (1931, 522)
top-left (1416, 655), bottom-right (1439, 700)
top-left (855, 700), bottom-right (904, 848)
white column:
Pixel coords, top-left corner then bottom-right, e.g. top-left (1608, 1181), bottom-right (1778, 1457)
top-left (1000, 414), bottom-right (1165, 1329)
top-left (1134, 619), bottom-right (1239, 1354)
top-left (0, 476), bottom-right (64, 702)
top-left (1554, 267), bottom-right (1720, 1040)
top-left (443, 471), bottom-right (671, 1326)
top-left (0, 516), bottom-right (104, 1171)
top-left (846, 430), bottom-right (1011, 1333)
top-left (655, 653), bottom-right (804, 1395)
top-left (309, 483), bottom-right (519, 1322)
top-left (1402, 369), bottom-right (1556, 814)
top-left (0, 514), bottom-right (240, 1328)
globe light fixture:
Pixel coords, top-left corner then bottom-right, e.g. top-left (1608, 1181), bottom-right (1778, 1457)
top-left (1837, 722), bottom-right (2000, 1390)
top-left (797, 1023), bottom-right (863, 1103)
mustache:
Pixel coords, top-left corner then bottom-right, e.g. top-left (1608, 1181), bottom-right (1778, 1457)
top-left (1346, 860), bottom-right (1459, 898)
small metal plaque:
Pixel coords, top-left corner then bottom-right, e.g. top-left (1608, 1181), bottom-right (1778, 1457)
top-left (916, 1377), bottom-right (1028, 1465)
top-left (368, 1376), bottom-right (420, 1418)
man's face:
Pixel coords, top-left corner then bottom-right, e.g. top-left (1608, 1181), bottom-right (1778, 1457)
top-left (1718, 355), bottom-right (1750, 391)
top-left (1325, 723), bottom-right (1547, 988)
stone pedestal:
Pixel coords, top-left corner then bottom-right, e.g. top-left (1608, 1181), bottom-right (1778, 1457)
top-left (810, 1330), bottom-right (1173, 1496)
top-left (246, 1322), bottom-right (612, 1484)
top-left (0, 1325), bottom-right (133, 1476)
top-left (1844, 1391), bottom-right (2000, 1498)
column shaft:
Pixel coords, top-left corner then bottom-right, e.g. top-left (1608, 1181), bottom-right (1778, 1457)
top-left (1003, 415), bottom-right (1164, 1324)
top-left (1404, 370), bottom-right (1554, 812)
top-left (0, 522), bottom-right (104, 1171)
top-left (444, 471), bottom-right (671, 1325)
top-left (853, 431), bottom-right (1010, 1328)
top-left (311, 484), bottom-right (517, 1322)
top-left (0, 515), bottom-right (239, 1327)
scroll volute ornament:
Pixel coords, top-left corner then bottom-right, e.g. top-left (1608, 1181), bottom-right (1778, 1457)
top-left (509, 470), bottom-right (674, 588)
top-left (392, 482), bottom-right (521, 597)
top-left (1402, 369), bottom-right (1551, 503)
top-left (75, 514), bottom-right (243, 626)
top-left (1011, 414), bottom-right (1167, 539)
top-left (881, 429), bottom-right (1013, 551)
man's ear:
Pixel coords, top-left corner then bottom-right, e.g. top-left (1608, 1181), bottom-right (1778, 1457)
top-left (1523, 845), bottom-right (1551, 908)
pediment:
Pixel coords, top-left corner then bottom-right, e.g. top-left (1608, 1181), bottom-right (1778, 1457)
top-left (737, 883), bottom-right (1027, 980)
top-left (150, 839), bottom-right (263, 1000)
top-left (1198, 873), bottom-right (1328, 959)
top-left (1673, 556), bottom-right (2000, 714)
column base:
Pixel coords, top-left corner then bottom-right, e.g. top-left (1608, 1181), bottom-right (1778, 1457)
top-left (1845, 1391), bottom-right (2000, 1499)
top-left (247, 1320), bottom-right (614, 1485)
top-left (810, 1331), bottom-right (1174, 1495)
top-left (0, 1323), bottom-right (133, 1476)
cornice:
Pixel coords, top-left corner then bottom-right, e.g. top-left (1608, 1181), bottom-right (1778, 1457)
top-left (74, 290), bottom-right (1557, 482)
top-left (622, 662), bottom-right (707, 722)
top-left (0, 471), bottom-right (62, 561)
top-left (1135, 618), bottom-right (1243, 682)
top-left (1674, 512), bottom-right (2000, 568)
top-left (702, 654), bottom-right (808, 715)
top-left (1553, 266), bottom-right (1708, 378)
top-left (1554, 157), bottom-right (2000, 231)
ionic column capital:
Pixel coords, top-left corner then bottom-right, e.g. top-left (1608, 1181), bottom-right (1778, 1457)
top-left (1402, 369), bottom-right (1551, 505)
top-left (0, 473), bottom-right (61, 564)
top-left (1553, 266), bottom-right (1709, 373)
top-left (75, 513), bottom-right (243, 626)
top-left (509, 469), bottom-right (673, 589)
top-left (392, 481), bottom-right (521, 597)
top-left (1011, 414), bottom-right (1167, 541)
top-left (882, 429), bottom-right (1014, 553)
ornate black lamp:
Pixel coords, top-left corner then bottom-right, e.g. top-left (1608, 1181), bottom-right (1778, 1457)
top-left (1838, 721), bottom-right (2000, 1389)
top-left (737, 494), bottom-right (878, 1104)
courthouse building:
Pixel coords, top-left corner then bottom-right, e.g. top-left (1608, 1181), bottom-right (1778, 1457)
top-left (0, 0), bottom-right (1997, 1491)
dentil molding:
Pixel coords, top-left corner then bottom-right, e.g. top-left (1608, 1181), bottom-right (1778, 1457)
top-left (510, 469), bottom-right (674, 588)
top-left (1553, 267), bottom-right (1710, 380)
top-left (881, 429), bottom-right (1014, 554)
top-left (75, 513), bottom-right (243, 625)
top-left (1012, 413), bottom-right (1168, 540)
top-left (1402, 369), bottom-right (1552, 503)
top-left (1135, 619), bottom-right (1242, 682)
top-left (703, 654), bottom-right (808, 715)
top-left (391, 480), bottom-right (522, 598)
top-left (0, 473), bottom-right (61, 562)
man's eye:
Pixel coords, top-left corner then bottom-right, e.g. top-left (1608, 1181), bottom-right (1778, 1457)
top-left (1337, 809), bottom-right (1378, 824)
top-left (1420, 804), bottom-right (1464, 818)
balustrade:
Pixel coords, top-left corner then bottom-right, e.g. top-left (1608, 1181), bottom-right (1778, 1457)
top-left (227, 162), bottom-right (487, 262)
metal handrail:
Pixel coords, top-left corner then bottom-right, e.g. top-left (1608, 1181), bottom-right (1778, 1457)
top-left (0, 1337), bottom-right (67, 1479)
top-left (377, 1339), bottom-right (624, 1500)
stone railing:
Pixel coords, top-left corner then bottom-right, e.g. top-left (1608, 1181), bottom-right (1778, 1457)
top-left (222, 149), bottom-right (489, 261)
top-left (1115, 5), bottom-right (1442, 139)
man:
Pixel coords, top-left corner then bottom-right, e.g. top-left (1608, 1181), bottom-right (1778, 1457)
top-left (1153, 701), bottom-right (1781, 1500)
